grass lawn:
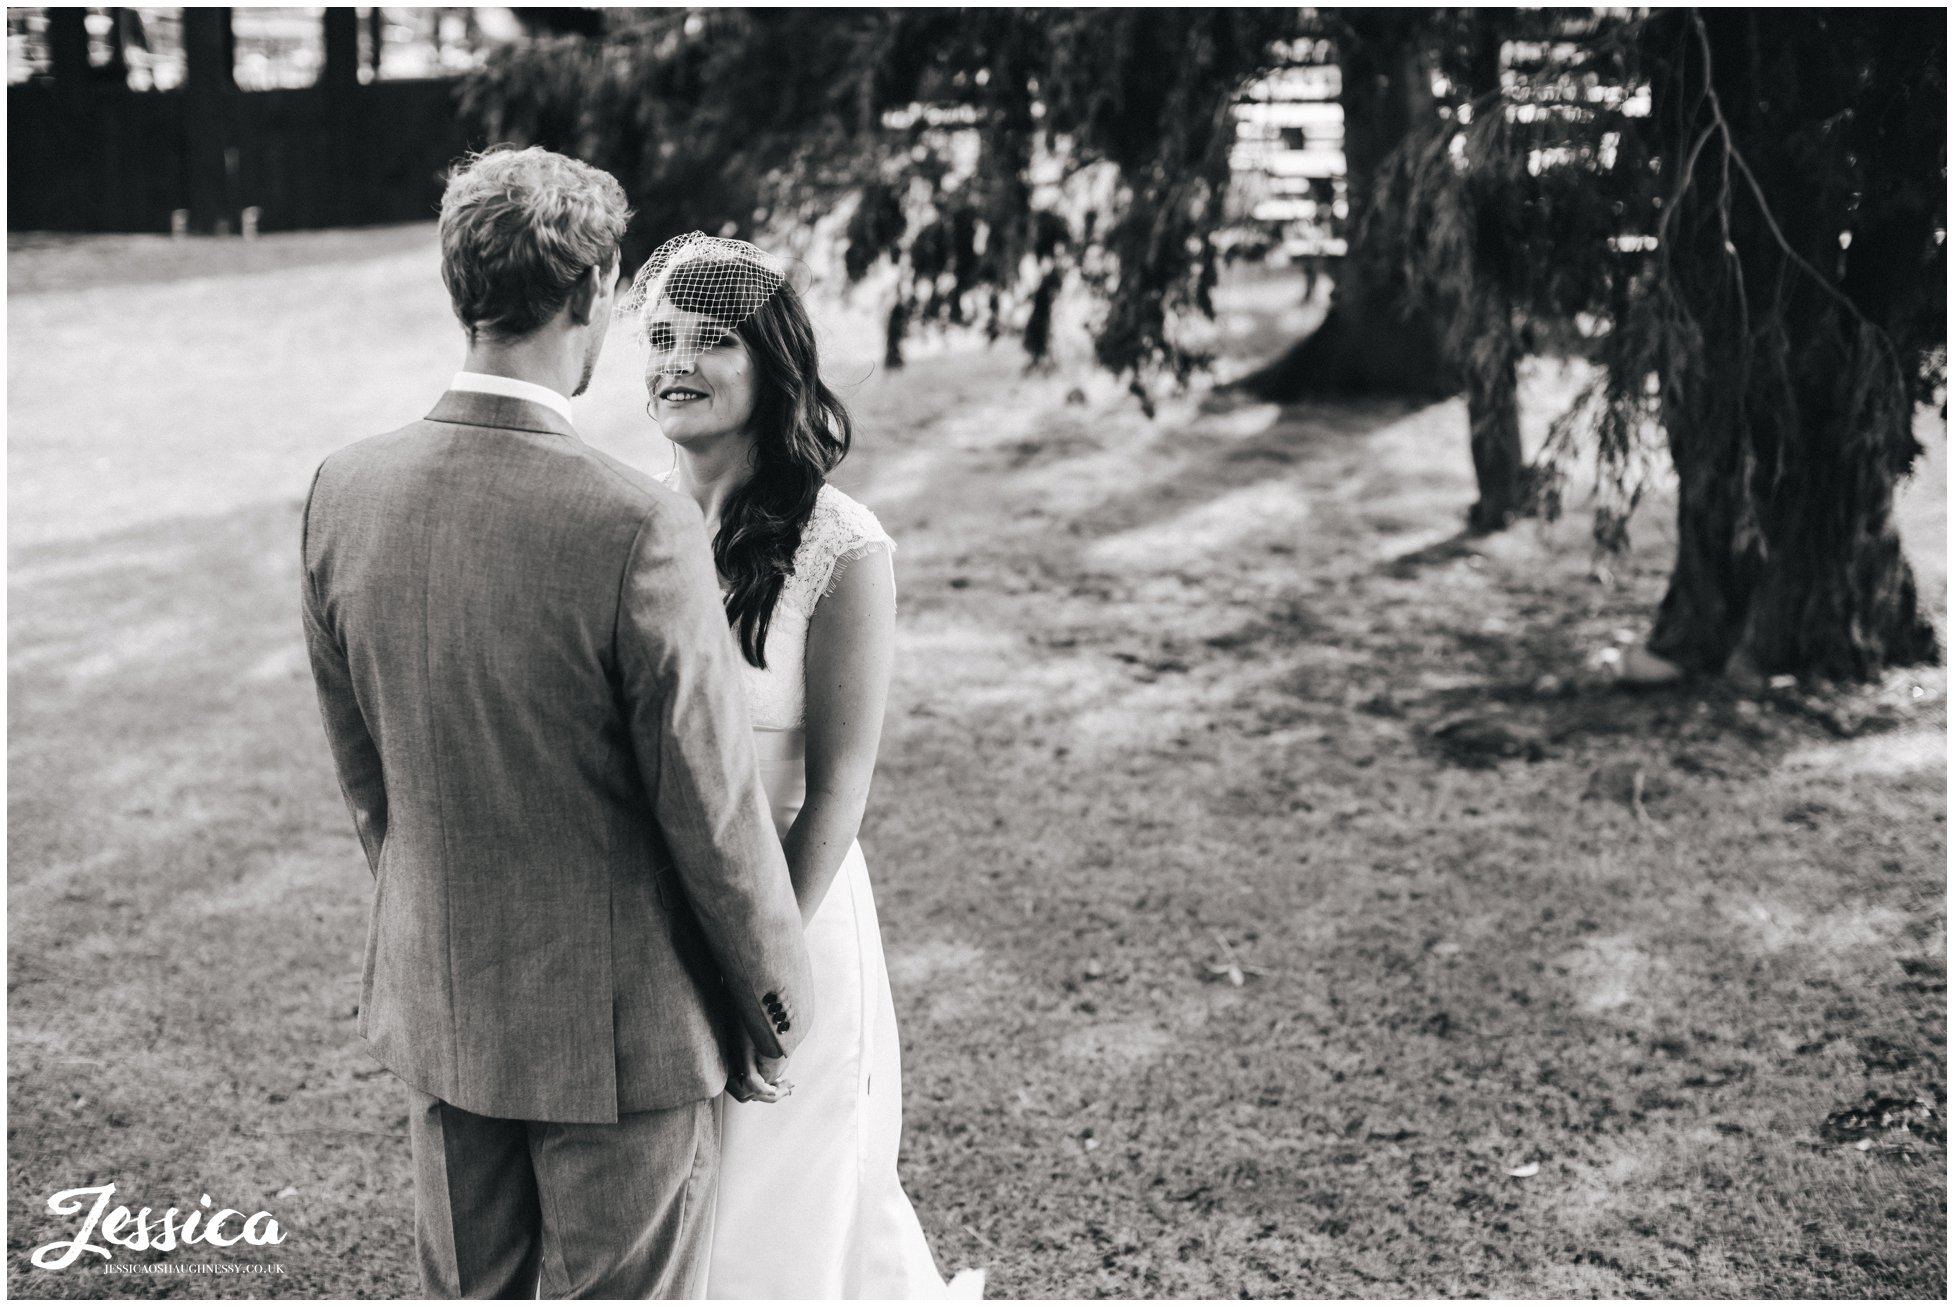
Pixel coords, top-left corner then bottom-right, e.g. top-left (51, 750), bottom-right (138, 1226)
top-left (7, 227), bottom-right (1946, 1298)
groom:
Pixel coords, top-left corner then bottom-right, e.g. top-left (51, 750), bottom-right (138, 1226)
top-left (300, 146), bottom-right (812, 1297)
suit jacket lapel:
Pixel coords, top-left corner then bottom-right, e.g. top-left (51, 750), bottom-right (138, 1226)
top-left (427, 390), bottom-right (581, 441)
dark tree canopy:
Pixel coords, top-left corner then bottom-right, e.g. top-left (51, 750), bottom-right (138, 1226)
top-left (456, 6), bottom-right (1945, 679)
top-left (458, 7), bottom-right (1295, 404)
top-left (1376, 7), bottom-right (1942, 679)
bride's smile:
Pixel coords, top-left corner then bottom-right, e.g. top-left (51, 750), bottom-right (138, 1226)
top-left (644, 310), bottom-right (759, 444)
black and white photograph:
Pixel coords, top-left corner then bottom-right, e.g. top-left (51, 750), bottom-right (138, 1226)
top-left (6, 4), bottom-right (1946, 1299)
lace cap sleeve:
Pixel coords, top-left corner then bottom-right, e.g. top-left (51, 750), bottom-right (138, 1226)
top-left (790, 484), bottom-right (897, 613)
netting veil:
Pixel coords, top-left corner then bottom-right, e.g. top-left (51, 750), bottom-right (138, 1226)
top-left (619, 231), bottom-right (788, 376)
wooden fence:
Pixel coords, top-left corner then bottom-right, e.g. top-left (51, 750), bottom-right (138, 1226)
top-left (8, 75), bottom-right (467, 234)
top-left (8, 8), bottom-right (469, 234)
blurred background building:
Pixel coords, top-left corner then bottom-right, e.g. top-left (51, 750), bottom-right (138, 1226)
top-left (1225, 36), bottom-right (1347, 266)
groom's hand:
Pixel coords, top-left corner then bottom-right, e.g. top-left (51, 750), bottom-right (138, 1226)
top-left (727, 1030), bottom-right (794, 1104)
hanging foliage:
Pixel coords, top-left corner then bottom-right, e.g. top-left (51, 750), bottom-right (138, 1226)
top-left (455, 7), bottom-right (1943, 679)
top-left (1383, 7), bottom-right (1942, 679)
top-left (456, 8), bottom-right (1296, 406)
top-left (1385, 9), bottom-right (1655, 532)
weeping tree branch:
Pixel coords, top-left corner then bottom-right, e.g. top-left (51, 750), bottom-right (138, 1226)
top-left (1684, 11), bottom-right (1911, 401)
top-left (1339, 4), bottom-right (1936, 680)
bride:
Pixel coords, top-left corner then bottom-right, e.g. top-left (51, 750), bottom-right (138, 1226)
top-left (623, 233), bottom-right (983, 1300)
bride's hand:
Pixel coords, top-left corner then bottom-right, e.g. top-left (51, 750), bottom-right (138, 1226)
top-left (727, 1028), bottom-right (793, 1104)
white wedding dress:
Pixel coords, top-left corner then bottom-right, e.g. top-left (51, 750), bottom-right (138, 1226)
top-left (696, 482), bottom-right (983, 1300)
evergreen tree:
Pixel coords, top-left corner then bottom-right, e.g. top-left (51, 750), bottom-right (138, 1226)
top-left (1388, 8), bottom-right (1650, 532)
top-left (1638, 7), bottom-right (1942, 680)
top-left (1237, 8), bottom-right (1458, 402)
top-left (456, 6), bottom-right (1944, 681)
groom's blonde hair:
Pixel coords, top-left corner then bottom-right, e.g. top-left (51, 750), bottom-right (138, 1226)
top-left (438, 146), bottom-right (632, 341)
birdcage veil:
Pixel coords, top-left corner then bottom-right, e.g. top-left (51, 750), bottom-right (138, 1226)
top-left (619, 231), bottom-right (789, 375)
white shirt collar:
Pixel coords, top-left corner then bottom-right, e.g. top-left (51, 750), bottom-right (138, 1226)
top-left (449, 372), bottom-right (574, 424)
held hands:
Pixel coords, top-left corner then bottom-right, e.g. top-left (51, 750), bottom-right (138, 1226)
top-left (726, 1026), bottom-right (794, 1105)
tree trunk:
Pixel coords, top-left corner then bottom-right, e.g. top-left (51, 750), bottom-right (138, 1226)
top-left (1645, 396), bottom-right (1764, 673)
top-left (1645, 8), bottom-right (1939, 682)
top-left (322, 8), bottom-right (361, 228)
top-left (1458, 8), bottom-right (1526, 534)
top-left (1462, 294), bottom-right (1525, 532)
top-left (1239, 10), bottom-right (1456, 400)
top-left (1730, 368), bottom-right (1938, 680)
top-left (46, 8), bottom-right (89, 85)
top-left (182, 8), bottom-right (236, 235)
top-left (100, 9), bottom-right (131, 85)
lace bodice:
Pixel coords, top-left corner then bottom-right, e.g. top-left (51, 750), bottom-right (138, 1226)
top-left (743, 483), bottom-right (895, 729)
top-left (657, 476), bottom-right (895, 730)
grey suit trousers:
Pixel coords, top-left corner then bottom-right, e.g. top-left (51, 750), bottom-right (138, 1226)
top-left (407, 1086), bottom-right (718, 1299)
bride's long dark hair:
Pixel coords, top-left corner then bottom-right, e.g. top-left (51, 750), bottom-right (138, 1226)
top-left (671, 272), bottom-right (852, 667)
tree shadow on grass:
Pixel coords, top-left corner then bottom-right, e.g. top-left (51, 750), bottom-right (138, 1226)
top-left (1378, 528), bottom-right (1484, 581)
top-left (862, 371), bottom-right (1464, 698)
top-left (1044, 394), bottom-right (1452, 563)
top-left (849, 354), bottom-right (1945, 1298)
top-left (858, 344), bottom-right (1440, 576)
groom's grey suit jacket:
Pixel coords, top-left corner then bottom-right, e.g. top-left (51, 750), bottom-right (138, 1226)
top-left (301, 389), bottom-right (811, 1124)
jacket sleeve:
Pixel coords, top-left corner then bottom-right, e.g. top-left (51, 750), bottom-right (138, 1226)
top-left (615, 495), bottom-right (813, 1061)
top-left (300, 466), bottom-right (389, 875)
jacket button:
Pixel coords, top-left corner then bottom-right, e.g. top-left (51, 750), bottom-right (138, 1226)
top-left (777, 1020), bottom-right (791, 1032)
